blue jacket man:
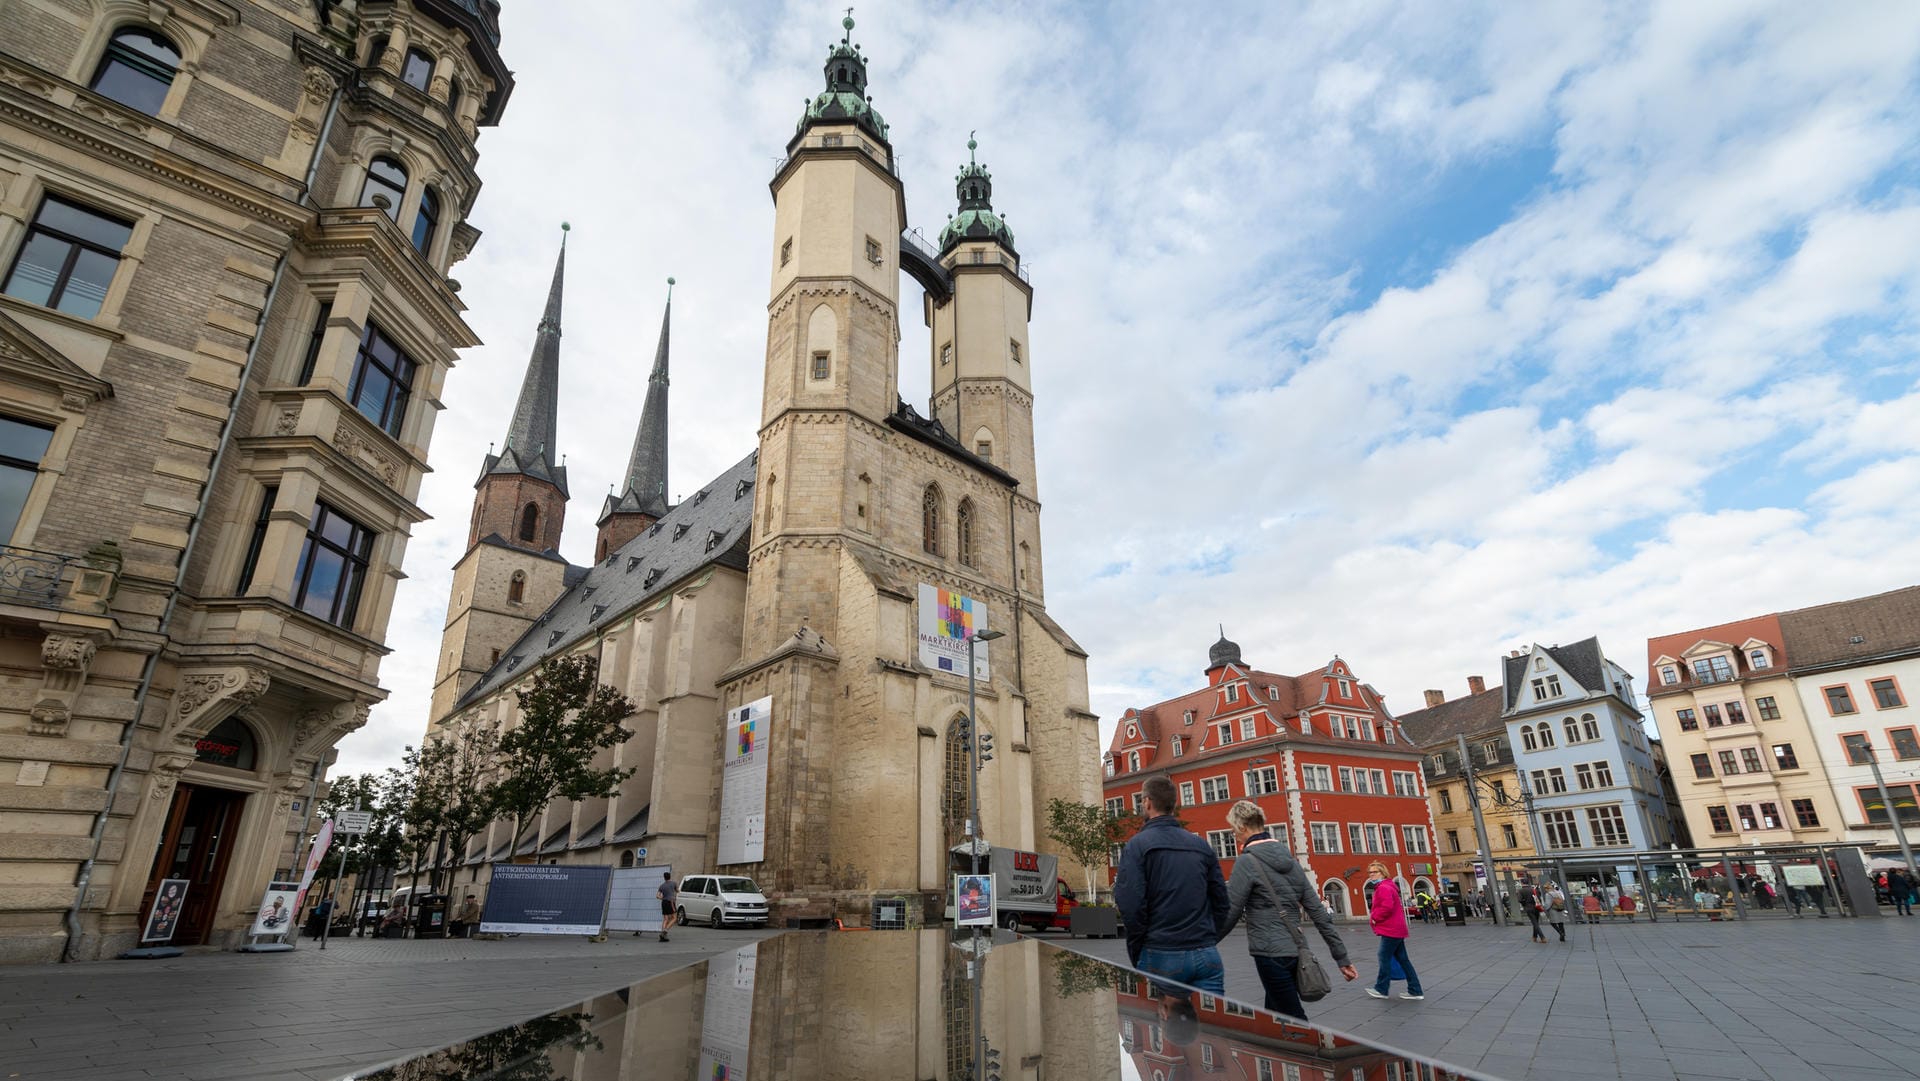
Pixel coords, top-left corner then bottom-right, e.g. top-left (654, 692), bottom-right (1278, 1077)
top-left (1114, 775), bottom-right (1230, 994)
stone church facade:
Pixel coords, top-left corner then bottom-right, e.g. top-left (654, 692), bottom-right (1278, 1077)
top-left (428, 15), bottom-right (1101, 925)
top-left (0, 0), bottom-right (511, 961)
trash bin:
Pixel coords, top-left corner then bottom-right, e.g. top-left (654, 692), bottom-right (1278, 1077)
top-left (415, 894), bottom-right (448, 938)
top-left (1441, 898), bottom-right (1467, 926)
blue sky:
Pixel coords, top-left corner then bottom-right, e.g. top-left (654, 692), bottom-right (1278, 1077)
top-left (333, 1), bottom-right (1920, 773)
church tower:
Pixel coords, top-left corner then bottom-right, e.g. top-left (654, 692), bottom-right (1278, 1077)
top-left (716, 15), bottom-right (1097, 927)
top-left (429, 233), bottom-right (576, 726)
top-left (595, 283), bottom-right (674, 561)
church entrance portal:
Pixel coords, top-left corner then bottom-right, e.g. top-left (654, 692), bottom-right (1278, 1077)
top-left (141, 783), bottom-right (247, 946)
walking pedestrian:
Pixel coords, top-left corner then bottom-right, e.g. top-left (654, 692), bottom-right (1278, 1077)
top-left (1114, 776), bottom-right (1231, 994)
top-left (1216, 801), bottom-right (1358, 1018)
top-left (1889, 868), bottom-right (1914, 916)
top-left (1363, 863), bottom-right (1424, 1002)
top-left (1544, 882), bottom-right (1568, 942)
top-left (656, 871), bottom-right (679, 942)
top-left (1519, 881), bottom-right (1547, 942)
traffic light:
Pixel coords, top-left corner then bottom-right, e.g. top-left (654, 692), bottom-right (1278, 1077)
top-left (985, 1047), bottom-right (1002, 1081)
top-left (977, 730), bottom-right (995, 765)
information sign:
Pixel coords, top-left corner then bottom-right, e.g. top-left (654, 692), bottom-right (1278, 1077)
top-left (718, 697), bottom-right (770, 865)
top-left (917, 582), bottom-right (989, 678)
top-left (335, 810), bottom-right (373, 834)
top-left (478, 864), bottom-right (613, 935)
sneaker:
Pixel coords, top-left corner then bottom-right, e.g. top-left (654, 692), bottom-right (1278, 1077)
top-left (1399, 992), bottom-right (1425, 1001)
top-left (1366, 988), bottom-right (1389, 999)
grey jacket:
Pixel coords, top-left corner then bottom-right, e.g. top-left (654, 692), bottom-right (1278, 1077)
top-left (1218, 839), bottom-right (1350, 964)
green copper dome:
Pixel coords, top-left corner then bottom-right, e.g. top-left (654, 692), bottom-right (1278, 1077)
top-left (939, 135), bottom-right (1016, 255)
top-left (794, 14), bottom-right (889, 144)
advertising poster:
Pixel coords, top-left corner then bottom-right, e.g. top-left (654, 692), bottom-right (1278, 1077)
top-left (997, 849), bottom-right (1058, 912)
top-left (955, 873), bottom-right (995, 927)
top-left (697, 943), bottom-right (758, 1080)
top-left (1782, 865), bottom-right (1826, 887)
top-left (606, 864), bottom-right (674, 933)
top-left (142, 878), bottom-right (189, 943)
top-left (917, 583), bottom-right (989, 679)
top-left (291, 819), bottom-right (334, 917)
top-left (479, 864), bottom-right (613, 935)
top-left (718, 696), bottom-right (771, 865)
top-left (250, 881), bottom-right (301, 937)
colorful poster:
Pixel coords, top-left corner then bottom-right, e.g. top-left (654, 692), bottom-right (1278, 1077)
top-left (696, 944), bottom-right (758, 1081)
top-left (250, 881), bottom-right (300, 937)
top-left (917, 583), bottom-right (989, 679)
top-left (955, 873), bottom-right (995, 927)
top-left (142, 879), bottom-right (188, 943)
top-left (718, 697), bottom-right (770, 865)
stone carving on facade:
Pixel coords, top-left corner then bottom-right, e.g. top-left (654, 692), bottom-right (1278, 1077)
top-left (165, 666), bottom-right (271, 751)
top-left (332, 420), bottom-right (400, 484)
top-left (60, 390), bottom-right (91, 413)
top-left (302, 66), bottom-right (336, 106)
top-left (28, 631), bottom-right (104, 736)
top-left (282, 699), bottom-right (370, 774)
top-left (148, 752), bottom-right (195, 803)
top-left (275, 406), bottom-right (300, 436)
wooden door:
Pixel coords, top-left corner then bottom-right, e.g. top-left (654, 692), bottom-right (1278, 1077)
top-left (140, 784), bottom-right (246, 945)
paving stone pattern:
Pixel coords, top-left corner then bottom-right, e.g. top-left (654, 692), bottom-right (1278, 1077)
top-left (1066, 913), bottom-right (1920, 1081)
top-left (0, 928), bottom-right (773, 1081)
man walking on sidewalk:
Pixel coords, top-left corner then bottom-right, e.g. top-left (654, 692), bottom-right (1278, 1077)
top-left (656, 872), bottom-right (679, 942)
top-left (1114, 776), bottom-right (1230, 994)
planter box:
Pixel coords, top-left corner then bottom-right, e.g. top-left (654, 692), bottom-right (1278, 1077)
top-left (1070, 907), bottom-right (1120, 939)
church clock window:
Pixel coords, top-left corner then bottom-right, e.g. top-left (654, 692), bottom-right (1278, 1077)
top-left (412, 188), bottom-right (440, 255)
top-left (518, 503), bottom-right (540, 543)
top-left (956, 498), bottom-right (976, 567)
top-left (359, 157), bottom-right (408, 220)
top-left (922, 484), bottom-right (942, 556)
top-left (89, 27), bottom-right (180, 116)
top-left (401, 48), bottom-right (434, 92)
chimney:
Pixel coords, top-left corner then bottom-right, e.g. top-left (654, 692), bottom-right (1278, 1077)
top-left (1423, 689), bottom-right (1445, 708)
top-left (1508, 650), bottom-right (1521, 658)
top-left (1468, 675), bottom-right (1486, 694)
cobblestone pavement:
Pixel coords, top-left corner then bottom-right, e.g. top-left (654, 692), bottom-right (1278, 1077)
top-left (1063, 911), bottom-right (1920, 1081)
top-left (0, 927), bottom-right (771, 1081)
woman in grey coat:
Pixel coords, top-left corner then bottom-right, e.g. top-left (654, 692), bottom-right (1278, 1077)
top-left (1216, 800), bottom-right (1358, 1018)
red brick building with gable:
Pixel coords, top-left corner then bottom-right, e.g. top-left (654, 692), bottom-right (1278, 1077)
top-left (1102, 634), bottom-right (1439, 918)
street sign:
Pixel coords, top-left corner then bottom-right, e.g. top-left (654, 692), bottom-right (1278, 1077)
top-left (635, 847), bottom-right (648, 861)
top-left (335, 810), bottom-right (373, 834)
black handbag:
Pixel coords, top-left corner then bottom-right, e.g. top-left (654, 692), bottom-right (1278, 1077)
top-left (1246, 855), bottom-right (1333, 1002)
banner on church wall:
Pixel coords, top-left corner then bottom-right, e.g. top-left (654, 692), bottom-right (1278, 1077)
top-left (697, 943), bottom-right (758, 1080)
top-left (917, 583), bottom-right (989, 679)
top-left (718, 696), bottom-right (771, 865)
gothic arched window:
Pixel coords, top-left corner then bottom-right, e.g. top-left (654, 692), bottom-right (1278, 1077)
top-left (943, 715), bottom-right (970, 854)
top-left (956, 498), bottom-right (976, 567)
top-left (922, 484), bottom-right (942, 556)
top-left (90, 27), bottom-right (180, 115)
top-left (507, 571), bottom-right (525, 604)
top-left (518, 502), bottom-right (539, 543)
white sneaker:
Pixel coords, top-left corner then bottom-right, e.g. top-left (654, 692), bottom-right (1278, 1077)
top-left (1366, 988), bottom-right (1388, 999)
top-left (1399, 992), bottom-right (1425, 1000)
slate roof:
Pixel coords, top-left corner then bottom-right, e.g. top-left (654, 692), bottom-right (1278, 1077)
top-left (1779, 584), bottom-right (1920, 673)
top-left (483, 239), bottom-right (569, 495)
top-left (1502, 637), bottom-right (1606, 712)
top-left (889, 399), bottom-right (1017, 486)
top-left (602, 295), bottom-right (672, 521)
top-left (1397, 686), bottom-right (1507, 749)
top-left (457, 450), bottom-right (758, 709)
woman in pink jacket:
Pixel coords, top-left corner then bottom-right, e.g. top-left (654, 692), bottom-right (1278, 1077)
top-left (1364, 862), bottom-right (1424, 1001)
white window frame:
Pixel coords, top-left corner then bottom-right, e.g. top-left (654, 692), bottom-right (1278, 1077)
top-left (1338, 766), bottom-right (1355, 793)
top-left (1392, 770), bottom-right (1419, 797)
top-left (1206, 829), bottom-right (1238, 859)
top-left (1239, 715), bottom-right (1256, 740)
top-left (1586, 804), bottom-right (1630, 847)
top-left (1215, 722), bottom-right (1232, 746)
top-left (1593, 760), bottom-right (1613, 787)
top-left (1369, 768), bottom-right (1386, 794)
top-left (1178, 781), bottom-right (1195, 806)
top-left (1245, 765), bottom-right (1279, 796)
top-left (1310, 822), bottom-right (1341, 853)
top-left (1200, 776), bottom-right (1231, 803)
top-left (1402, 825), bottom-right (1431, 853)
top-left (1170, 735), bottom-right (1183, 758)
top-left (1302, 764), bottom-right (1332, 792)
top-left (1347, 823), bottom-right (1364, 853)
top-left (1541, 809), bottom-right (1582, 850)
top-left (1225, 683), bottom-right (1239, 703)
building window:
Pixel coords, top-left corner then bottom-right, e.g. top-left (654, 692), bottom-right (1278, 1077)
top-left (1438, 789), bottom-right (1453, 813)
top-left (513, 503), bottom-right (541, 545)
top-left (1740, 747), bottom-right (1764, 773)
top-left (401, 47), bottom-right (433, 91)
top-left (0, 416), bottom-right (54, 542)
top-left (4, 195), bottom-right (134, 319)
top-left (1347, 824), bottom-right (1365, 853)
top-left (1301, 764), bottom-right (1331, 792)
top-left (1215, 722), bottom-right (1232, 745)
top-left (811, 351), bottom-right (830, 380)
top-left (1842, 733), bottom-right (1873, 765)
top-left (359, 156), bottom-right (409, 219)
top-left (348, 321), bottom-right (417, 438)
top-left (1309, 822), bottom-right (1341, 853)
top-left (1338, 766), bottom-right (1355, 793)
top-left (1009, 339), bottom-right (1021, 364)
top-left (235, 484), bottom-right (278, 593)
top-left (1104, 797), bottom-right (1124, 818)
top-left (1691, 753), bottom-right (1713, 779)
top-left (943, 717), bottom-right (971, 855)
top-left (780, 238), bottom-right (792, 266)
top-left (291, 500), bottom-right (374, 627)
top-left (1245, 766), bottom-right (1278, 795)
top-left (1444, 829), bottom-right (1461, 853)
top-left (1239, 716), bottom-right (1256, 740)
top-left (864, 236), bottom-right (882, 264)
top-left (297, 301), bottom-right (332, 385)
top-left (1225, 684), bottom-right (1239, 703)
top-left (1736, 804), bottom-right (1758, 831)
top-left (1540, 810), bottom-right (1581, 850)
top-left (1758, 802), bottom-right (1781, 829)
top-left (1206, 829), bottom-right (1237, 859)
top-left (1521, 725), bottom-right (1537, 752)
top-left (1772, 742), bottom-right (1799, 770)
top-left (1825, 685), bottom-right (1857, 715)
top-left (1178, 781), bottom-right (1194, 805)
top-left (939, 341), bottom-right (952, 366)
top-left (920, 485), bottom-right (941, 555)
top-left (1127, 751), bottom-right (1139, 772)
top-left (1661, 665), bottom-right (1678, 685)
top-left (1501, 823), bottom-right (1519, 848)
top-left (1392, 771), bottom-right (1418, 797)
top-left (1791, 798), bottom-right (1819, 828)
top-left (975, 439), bottom-right (991, 460)
top-left (1538, 723), bottom-right (1555, 749)
top-left (1756, 696), bottom-right (1780, 720)
top-left (1692, 656), bottom-right (1735, 684)
top-left (1575, 763), bottom-right (1595, 790)
top-left (1703, 704), bottom-right (1724, 728)
top-left (1403, 825), bottom-right (1430, 853)
top-left (1491, 779), bottom-right (1506, 801)
top-left (412, 188), bottom-right (439, 255)
top-left (1593, 761), bottom-right (1613, 786)
top-left (1707, 805), bottom-right (1732, 833)
top-left (1718, 750), bottom-right (1739, 775)
top-left (1564, 717), bottom-right (1582, 744)
top-left (89, 27), bottom-right (180, 115)
top-left (1676, 708), bottom-right (1698, 731)
top-left (1170, 736), bottom-right (1183, 758)
top-left (1532, 675), bottom-right (1562, 699)
top-left (1871, 678), bottom-right (1905, 710)
top-left (1200, 776), bottom-right (1231, 803)
top-left (955, 498), bottom-right (975, 567)
top-left (1725, 701), bottom-right (1747, 724)
top-left (1749, 649), bottom-right (1770, 670)
top-left (1582, 714), bottom-right (1601, 741)
top-left (1586, 805), bottom-right (1630, 847)
top-left (1890, 728), bottom-right (1920, 760)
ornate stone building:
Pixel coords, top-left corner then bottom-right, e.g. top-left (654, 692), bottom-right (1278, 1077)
top-left (427, 14), bottom-right (1100, 925)
top-left (0, 0), bottom-right (510, 960)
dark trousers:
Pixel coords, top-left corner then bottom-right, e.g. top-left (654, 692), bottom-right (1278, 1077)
top-left (1373, 935), bottom-right (1421, 995)
top-left (1252, 954), bottom-right (1307, 1019)
top-left (1526, 909), bottom-right (1544, 939)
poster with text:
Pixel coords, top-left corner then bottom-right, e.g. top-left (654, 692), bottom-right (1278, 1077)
top-left (606, 864), bottom-right (674, 933)
top-left (142, 879), bottom-right (189, 943)
top-left (718, 696), bottom-right (771, 865)
top-left (250, 881), bottom-right (301, 937)
top-left (955, 873), bottom-right (995, 927)
top-left (697, 943), bottom-right (758, 1081)
top-left (917, 583), bottom-right (989, 679)
top-left (478, 864), bottom-right (612, 935)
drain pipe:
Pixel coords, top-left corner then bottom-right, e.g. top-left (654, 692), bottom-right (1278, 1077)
top-left (61, 80), bottom-right (342, 962)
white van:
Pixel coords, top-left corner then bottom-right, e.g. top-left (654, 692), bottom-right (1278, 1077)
top-left (676, 874), bottom-right (770, 928)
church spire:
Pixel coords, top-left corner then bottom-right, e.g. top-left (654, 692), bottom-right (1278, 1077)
top-left (595, 279), bottom-right (675, 559)
top-left (480, 224), bottom-right (570, 497)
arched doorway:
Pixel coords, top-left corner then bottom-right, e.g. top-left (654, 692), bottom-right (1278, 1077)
top-left (141, 717), bottom-right (261, 946)
top-left (1322, 879), bottom-right (1347, 917)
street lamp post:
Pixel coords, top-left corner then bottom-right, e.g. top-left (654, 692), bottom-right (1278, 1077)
top-left (1865, 741), bottom-right (1918, 874)
top-left (966, 629), bottom-right (1005, 878)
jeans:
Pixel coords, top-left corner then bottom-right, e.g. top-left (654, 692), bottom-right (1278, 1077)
top-left (1525, 909), bottom-right (1544, 939)
top-left (1137, 945), bottom-right (1226, 995)
top-left (1252, 954), bottom-right (1306, 1019)
top-left (1373, 936), bottom-right (1421, 996)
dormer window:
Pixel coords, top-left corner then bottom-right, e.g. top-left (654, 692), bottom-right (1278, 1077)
top-left (1171, 736), bottom-right (1183, 757)
top-left (643, 568), bottom-right (663, 588)
top-left (1183, 710), bottom-right (1195, 725)
top-left (1692, 655), bottom-right (1735, 684)
top-left (1224, 684), bottom-right (1239, 704)
top-left (1337, 678), bottom-right (1351, 696)
top-left (1749, 649), bottom-right (1770, 670)
top-left (1531, 675), bottom-right (1562, 700)
top-left (1127, 751), bottom-right (1139, 772)
top-left (1661, 665), bottom-right (1678, 685)
top-left (1126, 723), bottom-right (1137, 740)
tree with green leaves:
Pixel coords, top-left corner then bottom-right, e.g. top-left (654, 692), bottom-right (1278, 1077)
top-left (493, 654), bottom-right (637, 860)
top-left (1046, 798), bottom-right (1142, 904)
top-left (403, 714), bottom-right (503, 891)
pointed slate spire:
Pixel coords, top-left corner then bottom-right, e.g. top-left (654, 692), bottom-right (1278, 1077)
top-left (601, 279), bottom-right (673, 522)
top-left (480, 225), bottom-right (570, 496)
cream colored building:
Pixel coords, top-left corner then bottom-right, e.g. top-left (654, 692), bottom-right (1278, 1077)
top-left (425, 15), bottom-right (1100, 926)
top-left (0, 0), bottom-right (510, 960)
